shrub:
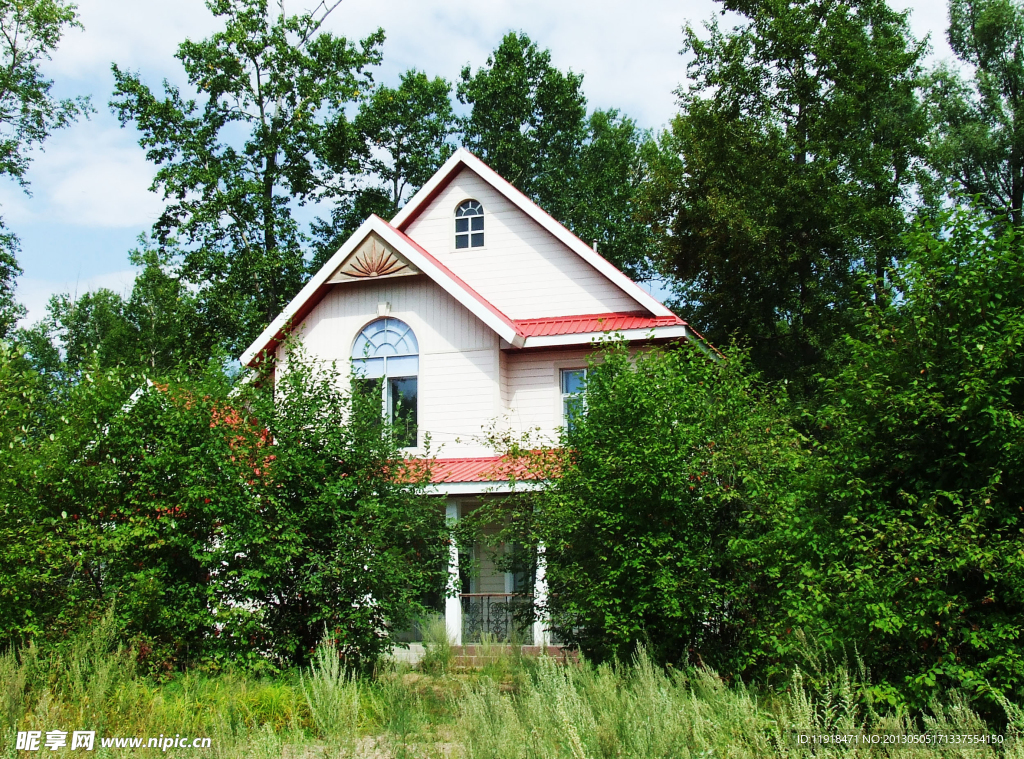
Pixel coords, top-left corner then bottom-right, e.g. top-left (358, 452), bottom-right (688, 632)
top-left (539, 340), bottom-right (811, 673)
top-left (0, 350), bottom-right (446, 671)
top-left (809, 207), bottom-right (1024, 705)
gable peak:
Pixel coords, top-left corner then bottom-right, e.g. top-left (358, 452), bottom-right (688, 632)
top-left (327, 231), bottom-right (419, 283)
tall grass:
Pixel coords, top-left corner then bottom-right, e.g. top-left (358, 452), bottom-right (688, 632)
top-left (459, 648), bottom-right (1024, 759)
top-left (418, 614), bottom-right (454, 676)
top-left (2, 620), bottom-right (1022, 758)
top-left (0, 617), bottom-right (332, 758)
top-left (301, 637), bottom-right (360, 750)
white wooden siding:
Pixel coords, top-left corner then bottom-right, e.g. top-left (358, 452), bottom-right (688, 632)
top-left (474, 522), bottom-right (507, 594)
top-left (503, 348), bottom-right (594, 444)
top-left (403, 167), bottom-right (639, 319)
top-left (281, 275), bottom-right (499, 457)
top-left (459, 502), bottom-right (507, 594)
top-left (420, 348), bottom-right (500, 457)
top-left (276, 276), bottom-right (638, 459)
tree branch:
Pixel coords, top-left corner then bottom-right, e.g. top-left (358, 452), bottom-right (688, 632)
top-left (300, 0), bottom-right (344, 47)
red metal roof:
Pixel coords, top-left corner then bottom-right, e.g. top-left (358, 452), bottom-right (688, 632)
top-left (424, 455), bottom-right (547, 484)
top-left (383, 220), bottom-right (524, 337)
top-left (513, 312), bottom-right (686, 337)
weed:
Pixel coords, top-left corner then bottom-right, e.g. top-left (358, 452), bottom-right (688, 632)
top-left (419, 615), bottom-right (453, 676)
top-left (1, 623), bottom-right (1020, 758)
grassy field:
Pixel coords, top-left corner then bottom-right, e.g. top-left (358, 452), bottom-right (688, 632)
top-left (2, 617), bottom-right (1021, 758)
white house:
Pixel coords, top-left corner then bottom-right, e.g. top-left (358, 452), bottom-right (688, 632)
top-left (239, 148), bottom-right (702, 647)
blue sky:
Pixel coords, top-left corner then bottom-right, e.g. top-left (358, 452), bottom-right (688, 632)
top-left (10, 0), bottom-right (951, 325)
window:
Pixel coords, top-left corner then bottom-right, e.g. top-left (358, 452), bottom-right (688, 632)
top-left (455, 200), bottom-right (484, 249)
top-left (560, 368), bottom-right (587, 429)
top-left (352, 318), bottom-right (419, 447)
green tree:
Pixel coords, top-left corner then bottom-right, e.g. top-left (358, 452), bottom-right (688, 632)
top-left (309, 70), bottom-right (456, 271)
top-left (0, 238), bottom-right (22, 337)
top-left (0, 340), bottom-right (57, 642)
top-left (124, 247), bottom-right (218, 371)
top-left (35, 289), bottom-right (134, 373)
top-left (809, 207), bottom-right (1024, 706)
top-left (0, 353), bottom-right (445, 670)
top-left (0, 0), bottom-right (90, 336)
top-left (458, 32), bottom-right (586, 222)
top-left (926, 0), bottom-right (1024, 224)
top-left (645, 0), bottom-right (926, 384)
top-left (111, 0), bottom-right (383, 354)
top-left (355, 69), bottom-right (455, 209)
top-left (18, 245), bottom-right (214, 380)
top-left (219, 356), bottom-right (446, 667)
top-left (569, 110), bottom-right (656, 279)
top-left (535, 341), bottom-right (809, 670)
top-left (308, 186), bottom-right (394, 271)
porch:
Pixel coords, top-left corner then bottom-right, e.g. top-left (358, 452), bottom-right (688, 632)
top-left (443, 497), bottom-right (552, 647)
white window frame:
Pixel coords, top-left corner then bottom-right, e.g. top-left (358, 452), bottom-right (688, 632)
top-left (454, 199), bottom-right (485, 251)
top-left (351, 317), bottom-right (420, 449)
top-left (559, 367), bottom-right (588, 429)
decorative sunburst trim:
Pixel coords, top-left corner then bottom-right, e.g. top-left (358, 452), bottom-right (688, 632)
top-left (347, 240), bottom-right (407, 277)
top-left (329, 233), bottom-right (418, 282)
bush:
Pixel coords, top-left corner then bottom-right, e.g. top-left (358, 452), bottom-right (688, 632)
top-left (808, 207), bottom-right (1024, 706)
top-left (539, 340), bottom-right (811, 672)
top-left (0, 350), bottom-right (446, 671)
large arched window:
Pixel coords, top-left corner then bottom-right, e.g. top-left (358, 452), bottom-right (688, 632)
top-left (352, 318), bottom-right (418, 447)
top-left (455, 199), bottom-right (484, 249)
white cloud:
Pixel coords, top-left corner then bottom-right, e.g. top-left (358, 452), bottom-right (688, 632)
top-left (5, 0), bottom-right (953, 326)
top-left (47, 0), bottom-right (216, 83)
top-left (2, 120), bottom-right (165, 228)
top-left (45, 128), bottom-right (165, 228)
top-left (16, 268), bottom-right (137, 327)
top-left (328, 0), bottom-right (719, 128)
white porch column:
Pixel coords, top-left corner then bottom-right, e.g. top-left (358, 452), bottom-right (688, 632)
top-left (532, 543), bottom-right (551, 648)
top-left (445, 499), bottom-right (462, 646)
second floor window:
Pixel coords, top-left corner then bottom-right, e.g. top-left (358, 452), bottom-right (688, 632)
top-left (561, 368), bottom-right (588, 430)
top-left (352, 318), bottom-right (419, 448)
top-left (455, 200), bottom-right (484, 249)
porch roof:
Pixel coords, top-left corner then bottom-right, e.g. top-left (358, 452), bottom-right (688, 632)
top-left (411, 454), bottom-right (561, 493)
top-left (426, 455), bottom-right (540, 484)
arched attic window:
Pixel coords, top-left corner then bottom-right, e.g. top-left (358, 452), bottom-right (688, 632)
top-left (352, 317), bottom-right (418, 448)
top-left (455, 200), bottom-right (484, 249)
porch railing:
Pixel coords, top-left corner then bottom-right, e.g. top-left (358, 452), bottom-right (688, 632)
top-left (460, 593), bottom-right (534, 645)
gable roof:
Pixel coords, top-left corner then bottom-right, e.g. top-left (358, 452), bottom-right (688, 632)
top-left (392, 148), bottom-right (674, 318)
top-left (239, 149), bottom-right (696, 366)
top-left (239, 215), bottom-right (527, 366)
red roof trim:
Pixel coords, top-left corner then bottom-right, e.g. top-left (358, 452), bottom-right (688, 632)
top-left (376, 218), bottom-right (525, 338)
top-left (247, 281), bottom-right (332, 368)
top-left (514, 311), bottom-right (686, 337)
top-left (391, 167), bottom-right (460, 231)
